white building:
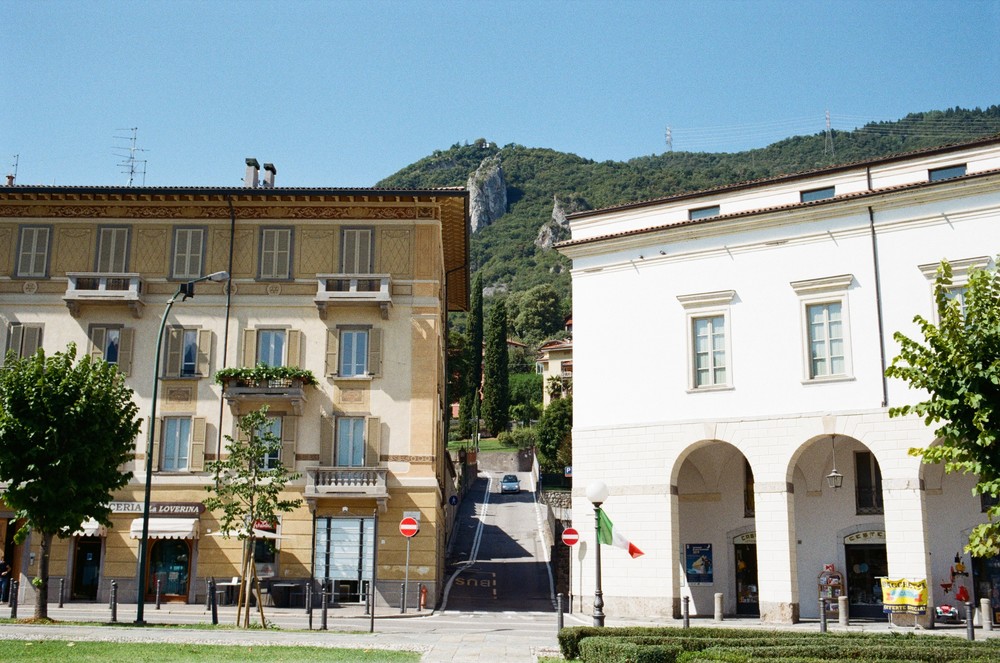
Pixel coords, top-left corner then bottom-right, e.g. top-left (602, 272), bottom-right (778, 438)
top-left (558, 136), bottom-right (1000, 624)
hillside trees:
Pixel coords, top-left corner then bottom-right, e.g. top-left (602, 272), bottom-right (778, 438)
top-left (507, 284), bottom-right (566, 345)
top-left (886, 260), bottom-right (1000, 557)
top-left (458, 273), bottom-right (484, 438)
top-left (0, 344), bottom-right (141, 619)
top-left (481, 299), bottom-right (510, 436)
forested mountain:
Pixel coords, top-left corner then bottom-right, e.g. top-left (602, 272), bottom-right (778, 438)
top-left (377, 106), bottom-right (1000, 337)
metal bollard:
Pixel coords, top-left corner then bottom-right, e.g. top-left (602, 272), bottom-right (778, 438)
top-left (982, 598), bottom-right (993, 632)
top-left (819, 598), bottom-right (827, 633)
top-left (9, 580), bottom-right (18, 619)
top-left (557, 593), bottom-right (564, 632)
top-left (110, 580), bottom-right (118, 623)
top-left (714, 592), bottom-right (724, 622)
top-left (155, 579), bottom-right (162, 610)
top-left (683, 596), bottom-right (690, 629)
top-left (417, 583), bottom-right (423, 612)
top-left (321, 588), bottom-right (329, 631)
top-left (59, 578), bottom-right (65, 608)
top-left (209, 578), bottom-right (218, 625)
top-left (838, 595), bottom-right (849, 626)
top-left (400, 582), bottom-right (405, 614)
top-left (306, 584), bottom-right (312, 615)
top-left (966, 601), bottom-right (975, 641)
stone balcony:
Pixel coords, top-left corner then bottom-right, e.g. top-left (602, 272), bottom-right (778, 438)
top-left (219, 376), bottom-right (309, 416)
top-left (314, 273), bottom-right (392, 319)
top-left (305, 467), bottom-right (388, 500)
top-left (64, 272), bottom-right (145, 318)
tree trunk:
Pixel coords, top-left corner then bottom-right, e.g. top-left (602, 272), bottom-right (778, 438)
top-left (35, 530), bottom-right (53, 619)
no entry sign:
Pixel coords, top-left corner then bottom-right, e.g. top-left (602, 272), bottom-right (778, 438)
top-left (399, 516), bottom-right (420, 538)
top-left (561, 527), bottom-right (580, 546)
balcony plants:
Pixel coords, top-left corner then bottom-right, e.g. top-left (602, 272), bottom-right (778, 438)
top-left (214, 364), bottom-right (319, 389)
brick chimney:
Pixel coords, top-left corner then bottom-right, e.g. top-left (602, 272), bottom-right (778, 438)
top-left (245, 158), bottom-right (260, 188)
top-left (263, 163), bottom-right (276, 188)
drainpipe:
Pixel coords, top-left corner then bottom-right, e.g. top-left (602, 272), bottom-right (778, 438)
top-left (868, 205), bottom-right (889, 408)
top-left (213, 195), bottom-right (238, 466)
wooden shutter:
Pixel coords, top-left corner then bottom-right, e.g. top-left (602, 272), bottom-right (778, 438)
top-left (21, 326), bottom-right (41, 357)
top-left (189, 417), bottom-right (207, 471)
top-left (197, 330), bottom-right (212, 376)
top-left (367, 328), bottom-right (382, 376)
top-left (151, 418), bottom-right (162, 472)
top-left (89, 327), bottom-right (106, 361)
top-left (242, 329), bottom-right (257, 367)
top-left (286, 329), bottom-right (301, 367)
top-left (261, 229), bottom-right (276, 277)
top-left (365, 417), bottom-right (380, 467)
top-left (320, 415), bottom-right (334, 466)
top-left (280, 416), bottom-right (296, 468)
top-left (165, 328), bottom-right (183, 377)
top-left (118, 328), bottom-right (134, 376)
top-left (325, 329), bottom-right (339, 376)
top-left (7, 325), bottom-right (23, 362)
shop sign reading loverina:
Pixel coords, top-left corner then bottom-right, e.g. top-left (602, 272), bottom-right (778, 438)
top-left (109, 501), bottom-right (205, 515)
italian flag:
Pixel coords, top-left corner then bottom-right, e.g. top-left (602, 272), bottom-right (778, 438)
top-left (597, 508), bottom-right (644, 558)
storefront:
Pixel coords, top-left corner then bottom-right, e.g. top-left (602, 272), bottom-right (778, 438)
top-left (733, 532), bottom-right (759, 616)
top-left (129, 517), bottom-right (199, 602)
top-left (973, 554), bottom-right (1000, 626)
top-left (844, 530), bottom-right (888, 619)
top-left (314, 516), bottom-right (375, 604)
top-left (70, 518), bottom-right (106, 601)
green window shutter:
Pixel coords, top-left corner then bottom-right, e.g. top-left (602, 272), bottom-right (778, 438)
top-left (197, 330), bottom-right (212, 376)
top-left (367, 328), bottom-right (382, 376)
top-left (320, 415), bottom-right (334, 466)
top-left (90, 327), bottom-right (107, 362)
top-left (280, 416), bottom-right (297, 468)
top-left (165, 329), bottom-right (183, 377)
top-left (287, 329), bottom-right (301, 367)
top-left (242, 329), bottom-right (257, 367)
top-left (151, 418), bottom-right (162, 472)
top-left (118, 328), bottom-right (134, 376)
top-left (325, 329), bottom-right (339, 376)
top-left (365, 417), bottom-right (380, 467)
top-left (21, 326), bottom-right (41, 357)
top-left (189, 417), bottom-right (207, 471)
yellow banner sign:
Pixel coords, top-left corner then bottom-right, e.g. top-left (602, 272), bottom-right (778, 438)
top-left (880, 578), bottom-right (928, 615)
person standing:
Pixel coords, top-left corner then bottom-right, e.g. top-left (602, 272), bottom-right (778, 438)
top-left (0, 554), bottom-right (10, 604)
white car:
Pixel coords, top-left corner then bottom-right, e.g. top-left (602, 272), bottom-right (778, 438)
top-left (500, 474), bottom-right (520, 494)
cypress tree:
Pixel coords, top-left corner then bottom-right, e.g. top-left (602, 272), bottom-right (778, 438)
top-left (481, 298), bottom-right (510, 436)
top-left (458, 273), bottom-right (483, 437)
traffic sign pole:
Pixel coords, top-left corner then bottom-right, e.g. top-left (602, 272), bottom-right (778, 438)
top-left (398, 517), bottom-right (419, 613)
top-left (403, 536), bottom-right (411, 614)
top-left (562, 527), bottom-right (580, 546)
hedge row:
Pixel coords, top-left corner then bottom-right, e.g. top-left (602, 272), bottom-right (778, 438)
top-left (559, 625), bottom-right (1000, 662)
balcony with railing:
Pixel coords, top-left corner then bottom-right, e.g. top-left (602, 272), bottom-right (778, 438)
top-left (64, 272), bottom-right (145, 318)
top-left (305, 466), bottom-right (388, 499)
top-left (314, 274), bottom-right (392, 319)
top-left (217, 369), bottom-right (315, 416)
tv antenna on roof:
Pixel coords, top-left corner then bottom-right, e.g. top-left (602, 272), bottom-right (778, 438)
top-left (665, 125), bottom-right (673, 152)
top-left (113, 127), bottom-right (148, 186)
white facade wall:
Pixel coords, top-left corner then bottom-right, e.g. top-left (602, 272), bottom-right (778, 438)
top-left (561, 139), bottom-right (1000, 623)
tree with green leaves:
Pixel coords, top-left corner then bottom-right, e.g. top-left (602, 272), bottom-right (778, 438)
top-left (458, 273), bottom-right (484, 438)
top-left (482, 299), bottom-right (510, 437)
top-left (886, 259), bottom-right (1000, 557)
top-left (0, 344), bottom-right (141, 619)
top-left (537, 396), bottom-right (572, 473)
top-left (508, 283), bottom-right (565, 345)
top-left (204, 406), bottom-right (302, 627)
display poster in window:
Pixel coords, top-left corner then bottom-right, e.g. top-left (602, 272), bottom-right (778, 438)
top-left (685, 543), bottom-right (713, 585)
top-left (879, 578), bottom-right (927, 615)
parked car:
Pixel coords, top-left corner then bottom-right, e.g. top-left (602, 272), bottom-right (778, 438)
top-left (500, 474), bottom-right (520, 494)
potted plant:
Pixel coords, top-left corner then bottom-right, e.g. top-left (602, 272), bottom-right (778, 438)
top-left (214, 364), bottom-right (319, 389)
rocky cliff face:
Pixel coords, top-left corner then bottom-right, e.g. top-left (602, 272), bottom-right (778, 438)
top-left (467, 155), bottom-right (507, 233)
top-left (535, 195), bottom-right (579, 250)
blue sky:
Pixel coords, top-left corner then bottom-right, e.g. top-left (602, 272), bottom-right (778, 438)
top-left (3, 0), bottom-right (998, 188)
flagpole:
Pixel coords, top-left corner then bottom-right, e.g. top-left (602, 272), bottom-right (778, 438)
top-left (586, 481), bottom-right (609, 627)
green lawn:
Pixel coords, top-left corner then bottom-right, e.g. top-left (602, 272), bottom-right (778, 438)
top-left (447, 437), bottom-right (509, 452)
top-left (0, 640), bottom-right (419, 662)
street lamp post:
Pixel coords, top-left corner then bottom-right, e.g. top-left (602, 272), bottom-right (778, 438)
top-left (135, 271), bottom-right (228, 624)
top-left (586, 480), bottom-right (609, 627)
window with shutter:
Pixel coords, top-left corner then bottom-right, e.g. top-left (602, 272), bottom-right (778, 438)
top-left (339, 329), bottom-right (369, 377)
top-left (336, 417), bottom-right (365, 467)
top-left (162, 417), bottom-right (191, 471)
top-left (17, 226), bottom-right (51, 278)
top-left (96, 226), bottom-right (129, 273)
top-left (260, 228), bottom-right (291, 279)
top-left (5, 323), bottom-right (43, 361)
top-left (89, 325), bottom-right (133, 375)
top-left (340, 228), bottom-right (373, 274)
top-left (172, 228), bottom-right (205, 280)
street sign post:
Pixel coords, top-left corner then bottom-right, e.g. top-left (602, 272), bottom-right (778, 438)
top-left (562, 527), bottom-right (580, 546)
top-left (399, 517), bottom-right (419, 613)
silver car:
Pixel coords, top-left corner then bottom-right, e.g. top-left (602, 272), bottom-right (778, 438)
top-left (500, 474), bottom-right (520, 494)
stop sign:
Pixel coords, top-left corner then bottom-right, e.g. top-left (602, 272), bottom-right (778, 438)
top-left (561, 527), bottom-right (580, 546)
top-left (399, 516), bottom-right (420, 538)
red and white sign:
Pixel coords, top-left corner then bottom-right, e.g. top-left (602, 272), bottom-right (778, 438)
top-left (561, 528), bottom-right (580, 546)
top-left (399, 516), bottom-right (420, 538)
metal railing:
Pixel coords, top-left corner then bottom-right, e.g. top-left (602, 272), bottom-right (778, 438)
top-left (306, 467), bottom-right (388, 497)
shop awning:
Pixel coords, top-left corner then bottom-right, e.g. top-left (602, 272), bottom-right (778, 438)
top-left (72, 518), bottom-right (107, 537)
top-left (129, 517), bottom-right (199, 540)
